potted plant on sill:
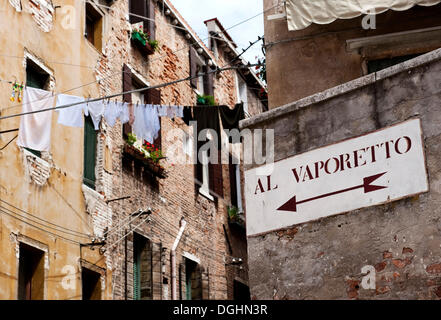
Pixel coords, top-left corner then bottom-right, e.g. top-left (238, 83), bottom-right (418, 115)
top-left (131, 27), bottom-right (159, 55)
top-left (124, 133), bottom-right (166, 178)
top-left (227, 205), bottom-right (245, 228)
top-left (196, 94), bottom-right (216, 106)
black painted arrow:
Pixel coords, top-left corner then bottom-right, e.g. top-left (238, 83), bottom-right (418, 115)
top-left (277, 172), bottom-right (388, 213)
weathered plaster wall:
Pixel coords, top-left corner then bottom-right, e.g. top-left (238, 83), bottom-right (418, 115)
top-left (241, 49), bottom-right (441, 299)
top-left (263, 0), bottom-right (441, 109)
top-left (0, 0), bottom-right (111, 299)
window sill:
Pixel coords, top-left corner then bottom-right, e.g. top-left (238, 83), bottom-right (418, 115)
top-left (198, 187), bottom-right (214, 201)
top-left (131, 37), bottom-right (155, 56)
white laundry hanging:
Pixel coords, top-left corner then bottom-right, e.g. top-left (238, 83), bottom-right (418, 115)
top-left (104, 100), bottom-right (122, 127)
top-left (17, 87), bottom-right (55, 152)
top-left (85, 100), bottom-right (105, 130)
top-left (119, 102), bottom-right (130, 124)
top-left (143, 104), bottom-right (161, 144)
top-left (55, 94), bottom-right (87, 128)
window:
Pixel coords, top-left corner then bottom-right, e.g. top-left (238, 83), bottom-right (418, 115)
top-left (367, 54), bottom-right (421, 74)
top-left (229, 156), bottom-right (243, 212)
top-left (233, 280), bottom-right (250, 301)
top-left (185, 258), bottom-right (202, 300)
top-left (83, 116), bottom-right (97, 189)
top-left (195, 133), bottom-right (223, 201)
top-left (82, 268), bottom-right (101, 300)
top-left (25, 59), bottom-right (51, 158)
top-left (133, 233), bottom-right (153, 300)
top-left (122, 64), bottom-right (161, 147)
top-left (183, 132), bottom-right (193, 157)
top-left (129, 0), bottom-right (156, 40)
top-left (18, 243), bottom-right (45, 300)
top-left (189, 47), bottom-right (214, 96)
top-left (236, 75), bottom-right (248, 115)
top-left (198, 150), bottom-right (214, 201)
top-left (197, 65), bottom-right (205, 95)
top-left (26, 60), bottom-right (49, 90)
top-left (85, 2), bottom-right (103, 52)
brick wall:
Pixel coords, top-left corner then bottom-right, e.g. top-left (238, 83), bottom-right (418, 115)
top-left (85, 0), bottom-right (264, 300)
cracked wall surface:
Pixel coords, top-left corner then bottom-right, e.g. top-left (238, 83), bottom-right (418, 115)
top-left (243, 49), bottom-right (441, 300)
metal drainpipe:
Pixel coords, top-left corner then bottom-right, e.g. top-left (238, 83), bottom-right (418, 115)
top-left (171, 218), bottom-right (187, 300)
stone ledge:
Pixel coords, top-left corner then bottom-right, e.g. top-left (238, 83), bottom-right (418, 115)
top-left (240, 47), bottom-right (441, 129)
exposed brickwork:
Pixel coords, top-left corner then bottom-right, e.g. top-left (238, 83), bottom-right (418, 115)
top-left (27, 0), bottom-right (53, 33)
top-left (84, 0), bottom-right (265, 300)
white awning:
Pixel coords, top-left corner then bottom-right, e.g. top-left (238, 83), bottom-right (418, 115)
top-left (286, 0), bottom-right (441, 31)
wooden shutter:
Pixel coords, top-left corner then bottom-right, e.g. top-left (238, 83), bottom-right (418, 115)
top-left (189, 47), bottom-right (198, 89)
top-left (83, 116), bottom-right (97, 189)
top-left (203, 71), bottom-right (214, 96)
top-left (209, 152), bottom-right (223, 198)
top-left (146, 0), bottom-right (156, 41)
top-left (145, 88), bottom-right (162, 149)
top-left (129, 0), bottom-right (147, 24)
top-left (123, 64), bottom-right (132, 138)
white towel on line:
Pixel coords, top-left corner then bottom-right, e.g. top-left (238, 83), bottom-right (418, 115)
top-left (17, 87), bottom-right (55, 152)
top-left (55, 94), bottom-right (86, 128)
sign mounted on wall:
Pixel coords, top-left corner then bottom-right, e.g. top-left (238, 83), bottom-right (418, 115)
top-left (244, 118), bottom-right (428, 236)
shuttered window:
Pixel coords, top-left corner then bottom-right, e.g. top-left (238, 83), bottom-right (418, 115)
top-left (189, 47), bottom-right (199, 89)
top-left (189, 48), bottom-right (214, 95)
top-left (129, 0), bottom-right (155, 40)
top-left (133, 233), bottom-right (153, 300)
top-left (185, 259), bottom-right (202, 300)
top-left (209, 152), bottom-right (223, 198)
top-left (83, 116), bottom-right (97, 189)
top-left (122, 64), bottom-right (132, 138)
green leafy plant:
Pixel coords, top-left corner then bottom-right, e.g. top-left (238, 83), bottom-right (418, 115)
top-left (196, 94), bottom-right (216, 106)
top-left (127, 133), bottom-right (137, 146)
top-left (148, 39), bottom-right (159, 52)
top-left (131, 28), bottom-right (160, 52)
top-left (227, 206), bottom-right (239, 220)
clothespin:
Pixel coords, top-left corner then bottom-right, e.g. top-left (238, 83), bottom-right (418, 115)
top-left (10, 81), bottom-right (17, 102)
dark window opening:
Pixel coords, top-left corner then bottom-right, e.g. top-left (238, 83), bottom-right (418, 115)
top-left (83, 116), bottom-right (97, 189)
top-left (82, 268), bottom-right (102, 300)
top-left (233, 280), bottom-right (250, 301)
top-left (26, 60), bottom-right (49, 90)
top-left (85, 3), bottom-right (103, 51)
top-left (18, 243), bottom-right (45, 300)
top-left (133, 233), bottom-right (153, 300)
top-left (367, 53), bottom-right (422, 74)
top-left (185, 259), bottom-right (202, 300)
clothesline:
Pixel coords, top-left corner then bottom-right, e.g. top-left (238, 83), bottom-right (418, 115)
top-left (13, 85), bottom-right (245, 153)
top-left (0, 63), bottom-right (262, 122)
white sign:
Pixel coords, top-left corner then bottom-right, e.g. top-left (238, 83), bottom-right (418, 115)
top-left (244, 119), bottom-right (428, 236)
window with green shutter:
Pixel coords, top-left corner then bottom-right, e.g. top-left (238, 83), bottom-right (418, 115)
top-left (185, 258), bottom-right (202, 300)
top-left (133, 233), bottom-right (153, 300)
top-left (83, 116), bottom-right (97, 189)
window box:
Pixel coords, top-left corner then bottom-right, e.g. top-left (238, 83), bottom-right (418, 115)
top-left (131, 30), bottom-right (156, 56)
top-left (123, 143), bottom-right (167, 179)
